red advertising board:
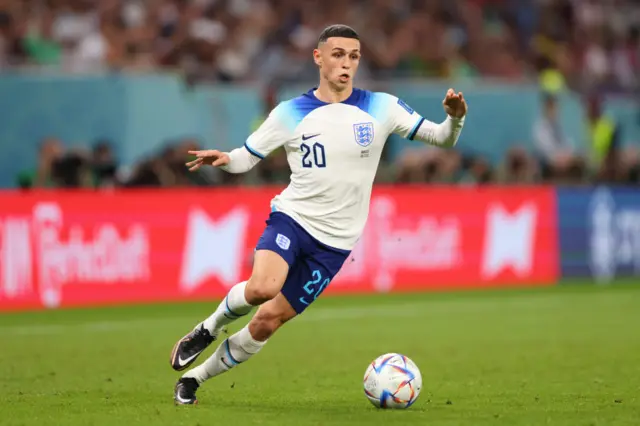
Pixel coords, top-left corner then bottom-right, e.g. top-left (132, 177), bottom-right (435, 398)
top-left (0, 186), bottom-right (558, 311)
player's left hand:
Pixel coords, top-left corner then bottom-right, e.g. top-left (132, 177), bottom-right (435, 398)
top-left (443, 88), bottom-right (467, 118)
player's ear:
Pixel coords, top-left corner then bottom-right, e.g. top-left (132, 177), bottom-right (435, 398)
top-left (313, 48), bottom-right (322, 67)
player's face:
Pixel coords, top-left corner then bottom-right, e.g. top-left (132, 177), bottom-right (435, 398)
top-left (314, 37), bottom-right (361, 90)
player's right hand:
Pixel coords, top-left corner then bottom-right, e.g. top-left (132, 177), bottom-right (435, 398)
top-left (186, 150), bottom-right (230, 171)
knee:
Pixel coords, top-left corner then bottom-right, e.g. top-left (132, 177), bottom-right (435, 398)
top-left (245, 275), bottom-right (282, 304)
top-left (249, 309), bottom-right (290, 341)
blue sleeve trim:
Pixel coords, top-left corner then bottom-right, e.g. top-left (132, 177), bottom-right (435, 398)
top-left (244, 143), bottom-right (265, 159)
top-left (408, 117), bottom-right (425, 140)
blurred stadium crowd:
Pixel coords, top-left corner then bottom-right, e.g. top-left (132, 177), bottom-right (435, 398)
top-left (3, 0), bottom-right (640, 188)
top-left (2, 0), bottom-right (639, 88)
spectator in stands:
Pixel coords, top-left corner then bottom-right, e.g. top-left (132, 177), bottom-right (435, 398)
top-left (125, 154), bottom-right (174, 187)
top-left (459, 155), bottom-right (493, 185)
top-left (50, 147), bottom-right (94, 188)
top-left (585, 95), bottom-right (622, 182)
top-left (395, 148), bottom-right (436, 184)
top-left (497, 146), bottom-right (538, 184)
top-left (533, 94), bottom-right (585, 183)
top-left (435, 150), bottom-right (464, 183)
top-left (0, 4), bottom-right (28, 68)
top-left (92, 140), bottom-right (118, 188)
top-left (16, 137), bottom-right (63, 189)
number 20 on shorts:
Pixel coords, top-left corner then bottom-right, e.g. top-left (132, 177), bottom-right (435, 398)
top-left (299, 270), bottom-right (330, 306)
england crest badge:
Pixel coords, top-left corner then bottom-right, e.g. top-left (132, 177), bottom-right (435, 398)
top-left (353, 122), bottom-right (374, 147)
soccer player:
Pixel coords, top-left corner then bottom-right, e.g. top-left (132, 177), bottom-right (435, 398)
top-left (171, 24), bottom-right (467, 405)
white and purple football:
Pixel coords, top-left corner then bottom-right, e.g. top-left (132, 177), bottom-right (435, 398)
top-left (363, 353), bottom-right (422, 409)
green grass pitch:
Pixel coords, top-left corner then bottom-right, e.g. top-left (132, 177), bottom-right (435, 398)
top-left (1, 281), bottom-right (639, 425)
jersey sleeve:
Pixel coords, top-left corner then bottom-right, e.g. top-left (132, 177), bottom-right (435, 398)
top-left (372, 93), bottom-right (425, 140)
top-left (244, 103), bottom-right (294, 159)
top-left (370, 92), bottom-right (464, 147)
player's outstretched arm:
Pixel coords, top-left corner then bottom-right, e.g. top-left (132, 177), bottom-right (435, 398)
top-left (413, 89), bottom-right (467, 148)
top-left (186, 148), bottom-right (260, 174)
top-left (186, 101), bottom-right (293, 174)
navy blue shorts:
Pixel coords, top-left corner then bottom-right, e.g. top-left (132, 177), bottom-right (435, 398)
top-left (255, 211), bottom-right (351, 314)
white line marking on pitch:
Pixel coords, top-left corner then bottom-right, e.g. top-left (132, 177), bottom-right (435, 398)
top-left (2, 290), bottom-right (595, 337)
top-left (2, 302), bottom-right (430, 336)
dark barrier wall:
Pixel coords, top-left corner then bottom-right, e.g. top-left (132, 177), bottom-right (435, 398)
top-left (557, 187), bottom-right (640, 281)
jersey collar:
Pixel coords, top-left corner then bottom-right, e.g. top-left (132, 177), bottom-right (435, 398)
top-left (304, 87), bottom-right (364, 107)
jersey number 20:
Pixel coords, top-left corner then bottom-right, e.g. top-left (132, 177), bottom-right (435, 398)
top-left (301, 142), bottom-right (326, 168)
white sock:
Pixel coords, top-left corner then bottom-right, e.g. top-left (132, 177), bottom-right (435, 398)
top-left (202, 281), bottom-right (253, 333)
top-left (183, 325), bottom-right (266, 384)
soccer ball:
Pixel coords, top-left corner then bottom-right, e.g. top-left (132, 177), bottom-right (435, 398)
top-left (363, 353), bottom-right (422, 409)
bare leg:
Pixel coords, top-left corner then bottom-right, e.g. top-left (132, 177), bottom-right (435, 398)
top-left (202, 249), bottom-right (290, 333)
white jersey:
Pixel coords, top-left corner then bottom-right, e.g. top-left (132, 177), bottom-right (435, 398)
top-left (243, 88), bottom-right (464, 251)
